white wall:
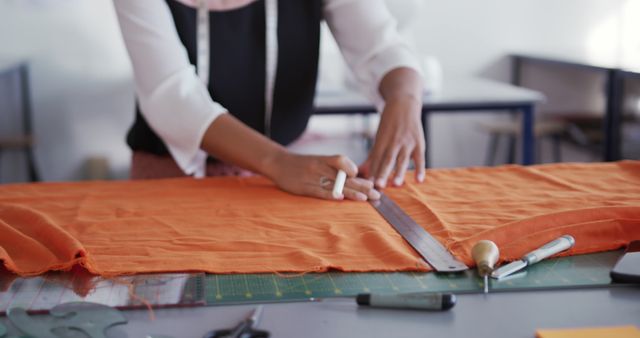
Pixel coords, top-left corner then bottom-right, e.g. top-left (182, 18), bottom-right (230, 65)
top-left (421, 0), bottom-right (597, 166)
top-left (408, 0), bottom-right (639, 166)
top-left (0, 0), bottom-right (637, 181)
top-left (0, 0), bottom-right (133, 181)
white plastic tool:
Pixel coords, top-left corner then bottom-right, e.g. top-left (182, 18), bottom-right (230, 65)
top-left (332, 170), bottom-right (347, 199)
top-left (491, 235), bottom-right (575, 280)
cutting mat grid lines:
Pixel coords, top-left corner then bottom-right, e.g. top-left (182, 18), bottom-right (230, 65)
top-left (205, 251), bottom-right (621, 305)
top-left (0, 252), bottom-right (623, 309)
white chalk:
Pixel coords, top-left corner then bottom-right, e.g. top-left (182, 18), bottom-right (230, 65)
top-left (332, 170), bottom-right (347, 199)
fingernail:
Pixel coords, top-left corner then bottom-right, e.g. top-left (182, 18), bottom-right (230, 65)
top-left (376, 178), bottom-right (386, 188)
top-left (369, 189), bottom-right (381, 200)
top-left (393, 177), bottom-right (403, 186)
top-left (418, 173), bottom-right (425, 183)
top-left (356, 192), bottom-right (368, 201)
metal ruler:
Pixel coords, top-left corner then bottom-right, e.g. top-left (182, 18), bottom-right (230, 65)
top-left (371, 193), bottom-right (468, 272)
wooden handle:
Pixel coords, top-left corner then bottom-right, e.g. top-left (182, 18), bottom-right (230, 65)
top-left (471, 240), bottom-right (500, 276)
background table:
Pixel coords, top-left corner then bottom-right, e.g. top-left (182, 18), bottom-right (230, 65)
top-left (314, 77), bottom-right (545, 166)
top-left (512, 54), bottom-right (640, 162)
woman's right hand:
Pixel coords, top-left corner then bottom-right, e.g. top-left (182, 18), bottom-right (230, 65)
top-left (267, 152), bottom-right (381, 201)
top-left (200, 114), bottom-right (379, 201)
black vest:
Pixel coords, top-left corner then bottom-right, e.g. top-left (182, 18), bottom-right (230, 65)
top-left (127, 0), bottom-right (322, 156)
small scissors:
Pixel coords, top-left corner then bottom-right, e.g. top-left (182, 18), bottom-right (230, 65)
top-left (203, 306), bottom-right (270, 338)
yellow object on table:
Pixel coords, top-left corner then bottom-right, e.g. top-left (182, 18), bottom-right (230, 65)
top-left (536, 325), bottom-right (640, 338)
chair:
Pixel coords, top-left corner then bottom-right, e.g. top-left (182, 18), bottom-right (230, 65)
top-left (478, 118), bottom-right (566, 166)
top-left (0, 62), bottom-right (39, 182)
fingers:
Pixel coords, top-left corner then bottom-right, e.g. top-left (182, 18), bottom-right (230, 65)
top-left (373, 148), bottom-right (399, 189)
top-left (326, 155), bottom-right (358, 177)
top-left (358, 159), bottom-right (371, 179)
top-left (342, 187), bottom-right (368, 201)
top-left (413, 145), bottom-right (426, 183)
top-left (275, 153), bottom-right (381, 202)
top-left (345, 177), bottom-right (380, 200)
top-left (315, 157), bottom-right (381, 201)
top-left (345, 176), bottom-right (374, 191)
top-left (320, 176), bottom-right (380, 201)
top-left (303, 185), bottom-right (342, 201)
top-left (363, 95), bottom-right (427, 187)
top-left (368, 145), bottom-right (424, 188)
top-left (392, 148), bottom-right (411, 187)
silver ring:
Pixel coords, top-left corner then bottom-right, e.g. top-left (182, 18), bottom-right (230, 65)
top-left (319, 176), bottom-right (332, 188)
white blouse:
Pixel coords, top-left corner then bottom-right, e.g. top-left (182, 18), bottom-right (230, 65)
top-left (113, 0), bottom-right (421, 177)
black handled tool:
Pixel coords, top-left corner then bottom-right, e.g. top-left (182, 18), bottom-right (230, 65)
top-left (203, 306), bottom-right (269, 338)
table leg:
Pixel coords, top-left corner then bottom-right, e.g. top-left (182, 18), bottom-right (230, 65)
top-left (511, 55), bottom-right (522, 86)
top-left (422, 111), bottom-right (430, 168)
top-left (521, 105), bottom-right (535, 165)
top-left (604, 70), bottom-right (623, 161)
top-left (19, 64), bottom-right (39, 182)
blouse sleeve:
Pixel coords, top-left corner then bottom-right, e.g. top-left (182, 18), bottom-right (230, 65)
top-left (323, 0), bottom-right (423, 110)
top-left (113, 0), bottom-right (227, 176)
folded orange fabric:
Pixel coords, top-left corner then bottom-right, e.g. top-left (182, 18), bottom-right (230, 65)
top-left (1, 161), bottom-right (639, 277)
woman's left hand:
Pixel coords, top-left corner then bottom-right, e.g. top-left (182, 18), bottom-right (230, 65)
top-left (359, 95), bottom-right (425, 188)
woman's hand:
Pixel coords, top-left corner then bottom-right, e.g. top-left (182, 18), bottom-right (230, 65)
top-left (201, 114), bottom-right (378, 202)
top-left (359, 67), bottom-right (426, 188)
top-left (267, 153), bottom-right (380, 201)
top-left (360, 96), bottom-right (425, 188)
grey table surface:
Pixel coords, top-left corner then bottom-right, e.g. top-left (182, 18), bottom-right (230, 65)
top-left (314, 77), bottom-right (545, 113)
top-left (2, 286), bottom-right (638, 337)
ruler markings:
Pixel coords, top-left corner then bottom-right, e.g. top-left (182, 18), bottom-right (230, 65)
top-left (371, 193), bottom-right (468, 272)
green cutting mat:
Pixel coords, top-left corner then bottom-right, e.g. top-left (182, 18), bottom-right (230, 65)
top-left (205, 251), bottom-right (622, 305)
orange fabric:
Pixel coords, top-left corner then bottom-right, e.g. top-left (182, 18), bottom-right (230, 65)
top-left (1, 161), bottom-right (639, 277)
